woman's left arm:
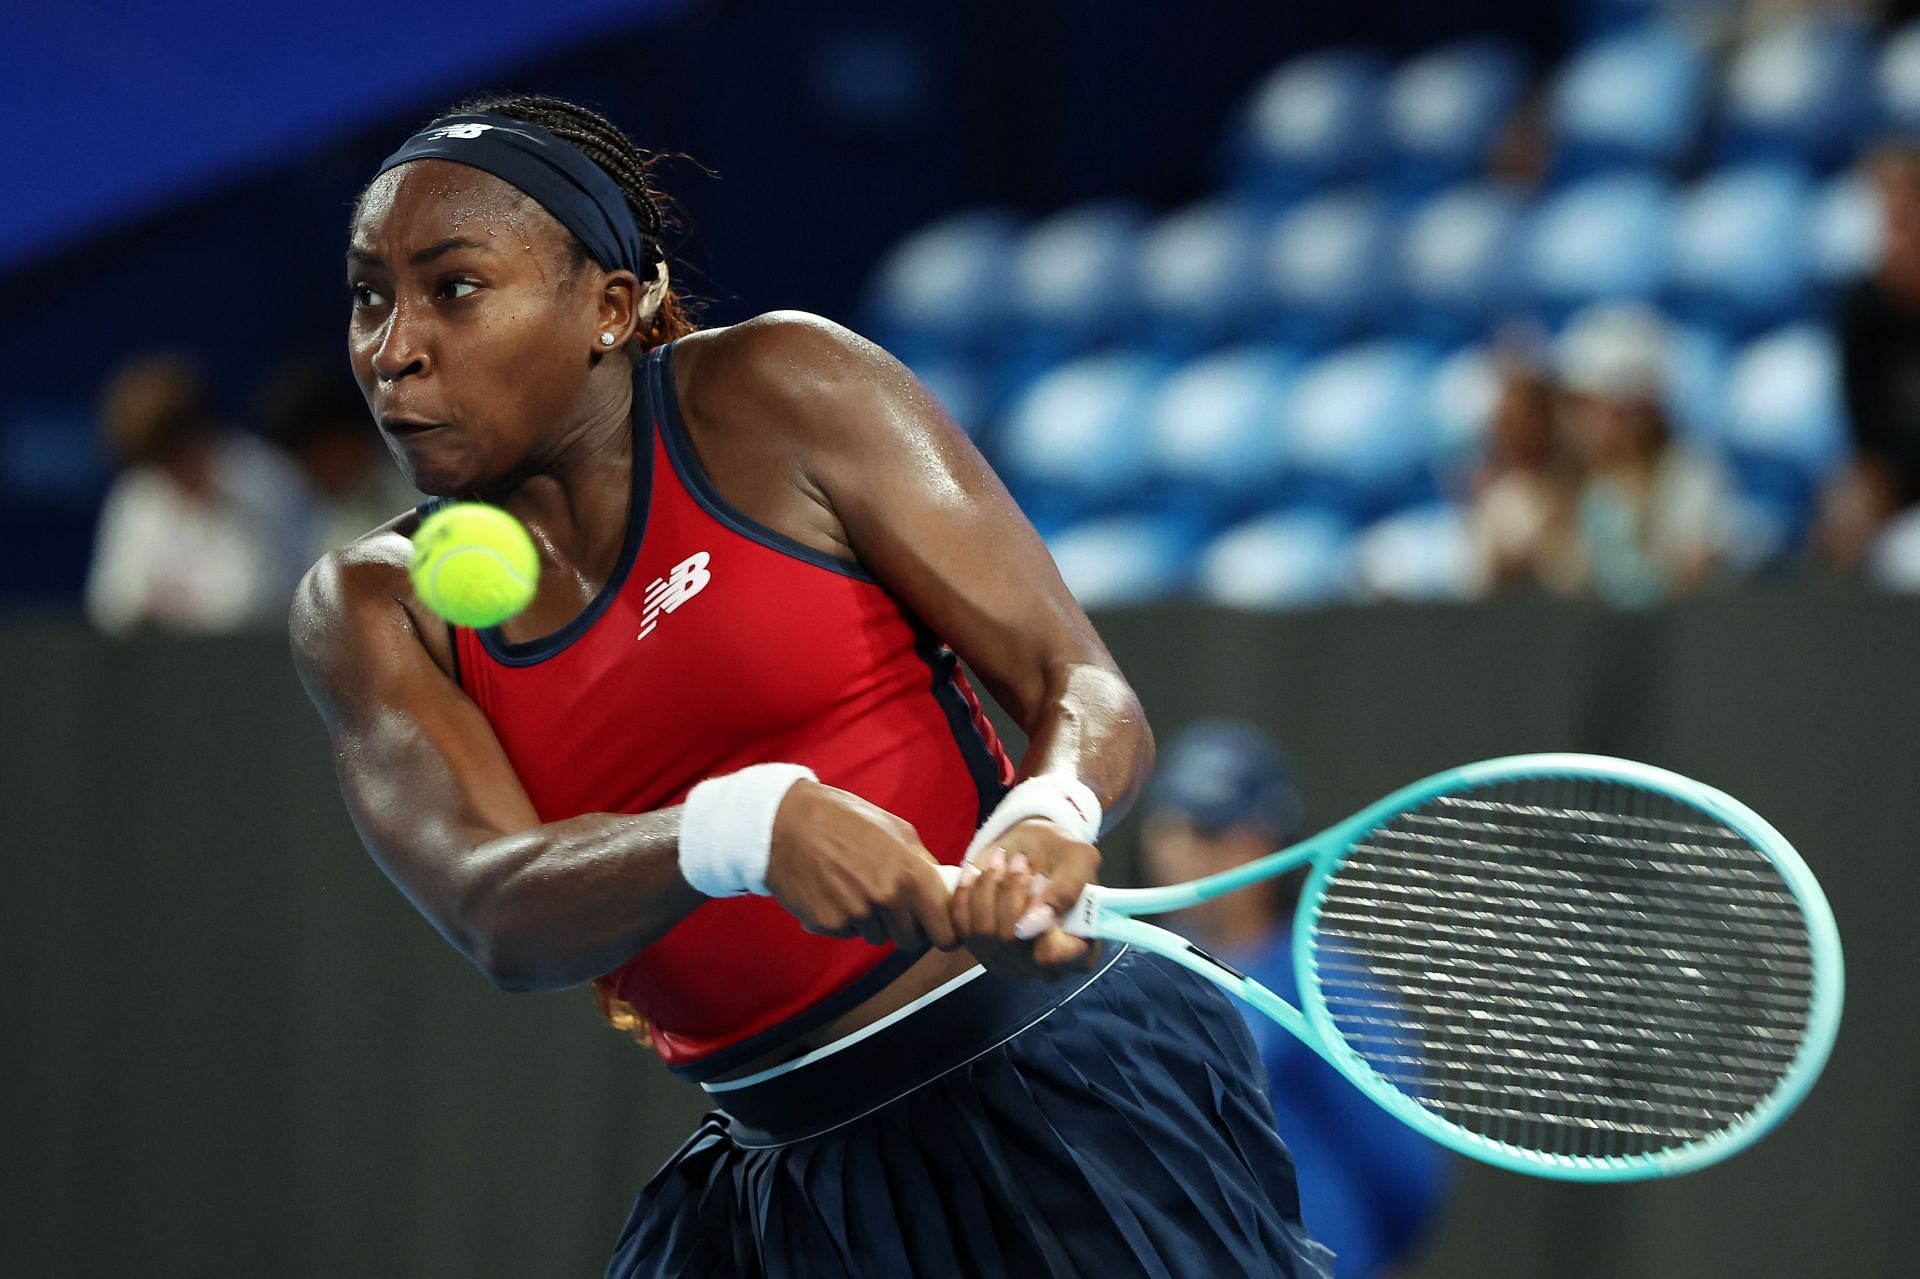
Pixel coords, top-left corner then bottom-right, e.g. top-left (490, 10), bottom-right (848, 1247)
top-left (696, 313), bottom-right (1154, 974)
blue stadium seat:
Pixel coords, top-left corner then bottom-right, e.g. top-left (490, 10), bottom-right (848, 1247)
top-left (1352, 504), bottom-right (1477, 601)
top-left (1879, 20), bottom-right (1920, 133)
top-left (864, 208), bottom-right (1018, 363)
top-left (995, 351), bottom-right (1167, 533)
top-left (1550, 24), bottom-right (1707, 177)
top-left (1145, 347), bottom-right (1300, 527)
top-left (1228, 50), bottom-right (1387, 205)
top-left (1261, 191), bottom-right (1394, 348)
top-left (1663, 322), bottom-right (1736, 447)
top-left (1136, 199), bottom-right (1265, 355)
top-left (1524, 173), bottom-right (1674, 320)
top-left (1810, 170), bottom-right (1882, 288)
top-left (1383, 40), bottom-right (1528, 194)
top-left (1720, 17), bottom-right (1875, 172)
top-left (1003, 201), bottom-right (1149, 373)
top-left (1196, 510), bottom-right (1357, 609)
top-left (1424, 343), bottom-right (1502, 475)
top-left (1397, 182), bottom-right (1528, 341)
top-left (1723, 325), bottom-right (1849, 513)
top-left (1668, 165), bottom-right (1815, 334)
top-left (1045, 514), bottom-right (1193, 608)
top-left (1285, 341), bottom-right (1439, 517)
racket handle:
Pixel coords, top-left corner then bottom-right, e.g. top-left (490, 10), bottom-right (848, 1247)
top-left (934, 863), bottom-right (1100, 937)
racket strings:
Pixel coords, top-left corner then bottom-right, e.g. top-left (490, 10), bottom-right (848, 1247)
top-left (1309, 778), bottom-right (1816, 1163)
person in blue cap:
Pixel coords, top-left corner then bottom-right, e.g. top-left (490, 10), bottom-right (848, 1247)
top-left (1140, 720), bottom-right (1452, 1279)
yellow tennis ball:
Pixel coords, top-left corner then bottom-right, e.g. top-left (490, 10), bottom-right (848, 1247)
top-left (409, 502), bottom-right (539, 628)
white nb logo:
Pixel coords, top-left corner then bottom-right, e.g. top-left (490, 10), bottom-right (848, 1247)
top-left (638, 551), bottom-right (712, 640)
top-left (427, 123), bottom-right (495, 141)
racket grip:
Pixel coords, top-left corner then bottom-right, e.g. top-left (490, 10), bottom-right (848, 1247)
top-left (935, 863), bottom-right (1099, 937)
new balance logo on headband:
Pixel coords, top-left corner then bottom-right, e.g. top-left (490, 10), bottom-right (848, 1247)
top-left (638, 551), bottom-right (713, 640)
top-left (425, 123), bottom-right (496, 141)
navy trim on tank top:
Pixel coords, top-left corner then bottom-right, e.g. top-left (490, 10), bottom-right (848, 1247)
top-left (911, 621), bottom-right (1012, 827)
top-left (666, 945), bottom-right (923, 1084)
top-left (471, 361), bottom-right (656, 668)
top-left (647, 342), bottom-right (878, 583)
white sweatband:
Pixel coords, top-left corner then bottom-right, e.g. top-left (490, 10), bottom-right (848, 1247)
top-left (677, 763), bottom-right (817, 897)
top-left (964, 774), bottom-right (1103, 863)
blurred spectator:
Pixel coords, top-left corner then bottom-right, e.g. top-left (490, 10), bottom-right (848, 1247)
top-left (85, 354), bottom-right (309, 635)
top-left (1468, 333), bottom-right (1582, 595)
top-left (1140, 720), bottom-right (1450, 1279)
top-left (1555, 303), bottom-right (1734, 607)
top-left (261, 360), bottom-right (417, 559)
top-left (1824, 141), bottom-right (1920, 574)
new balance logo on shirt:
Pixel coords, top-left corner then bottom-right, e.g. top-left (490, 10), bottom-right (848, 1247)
top-left (639, 551), bottom-right (712, 640)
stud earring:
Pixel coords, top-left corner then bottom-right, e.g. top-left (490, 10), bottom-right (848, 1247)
top-left (599, 332), bottom-right (617, 347)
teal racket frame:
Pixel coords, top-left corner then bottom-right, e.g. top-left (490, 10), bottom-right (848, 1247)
top-left (1059, 753), bottom-right (1844, 1181)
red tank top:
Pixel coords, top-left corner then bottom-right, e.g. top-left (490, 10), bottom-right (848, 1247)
top-left (446, 341), bottom-right (1014, 1073)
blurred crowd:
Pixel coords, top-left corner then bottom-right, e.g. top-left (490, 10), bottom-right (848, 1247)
top-left (84, 356), bottom-right (414, 635)
top-left (79, 2), bottom-right (1920, 634)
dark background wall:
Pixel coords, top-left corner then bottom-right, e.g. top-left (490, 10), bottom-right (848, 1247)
top-left (3, 589), bottom-right (1910, 1277)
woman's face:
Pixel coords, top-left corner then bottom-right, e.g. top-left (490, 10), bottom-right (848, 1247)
top-left (345, 160), bottom-right (605, 494)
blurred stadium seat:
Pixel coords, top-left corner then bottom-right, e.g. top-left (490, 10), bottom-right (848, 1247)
top-left (1262, 190), bottom-right (1394, 347)
top-left (996, 352), bottom-right (1167, 533)
top-left (1352, 503), bottom-right (1478, 601)
top-left (1810, 170), bottom-right (1883, 288)
top-left (1425, 343), bottom-right (1502, 475)
top-left (1668, 165), bottom-right (1815, 335)
top-left (1045, 513), bottom-right (1193, 608)
top-left (1285, 341), bottom-right (1438, 517)
top-left (864, 208), bottom-right (1019, 363)
top-left (1723, 325), bottom-right (1849, 516)
top-left (1383, 40), bottom-right (1529, 195)
top-left (1878, 19), bottom-right (1920, 133)
top-left (1136, 199), bottom-right (1267, 355)
top-left (1145, 346), bottom-right (1300, 528)
top-left (1549, 23), bottom-right (1707, 177)
top-left (1003, 201), bottom-right (1149, 378)
top-left (1524, 172), bottom-right (1674, 319)
top-left (1721, 17), bottom-right (1877, 173)
top-left (1197, 510), bottom-right (1356, 609)
top-left (1663, 322), bottom-right (1736, 446)
top-left (1398, 183), bottom-right (1528, 342)
top-left (1229, 50), bottom-right (1387, 205)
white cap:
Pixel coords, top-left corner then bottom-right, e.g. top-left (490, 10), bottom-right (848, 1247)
top-left (1555, 302), bottom-right (1670, 402)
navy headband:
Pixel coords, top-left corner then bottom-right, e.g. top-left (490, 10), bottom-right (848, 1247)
top-left (375, 113), bottom-right (656, 276)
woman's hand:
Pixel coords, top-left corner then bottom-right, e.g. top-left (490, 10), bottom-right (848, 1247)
top-left (763, 780), bottom-right (962, 952)
top-left (950, 818), bottom-right (1102, 979)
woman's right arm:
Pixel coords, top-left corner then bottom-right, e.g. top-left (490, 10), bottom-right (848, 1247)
top-left (289, 537), bottom-right (955, 993)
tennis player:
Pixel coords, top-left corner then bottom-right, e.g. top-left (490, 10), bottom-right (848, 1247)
top-left (292, 93), bottom-right (1331, 1278)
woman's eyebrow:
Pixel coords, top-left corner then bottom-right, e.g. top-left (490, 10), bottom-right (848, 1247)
top-left (346, 237), bottom-right (495, 268)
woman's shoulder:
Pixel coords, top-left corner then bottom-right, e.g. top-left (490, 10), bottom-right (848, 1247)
top-left (672, 311), bottom-right (916, 448)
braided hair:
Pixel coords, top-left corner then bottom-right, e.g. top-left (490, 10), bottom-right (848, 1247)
top-left (370, 92), bottom-right (701, 353)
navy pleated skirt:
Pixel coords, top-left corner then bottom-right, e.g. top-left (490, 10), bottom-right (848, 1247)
top-left (605, 946), bottom-right (1334, 1278)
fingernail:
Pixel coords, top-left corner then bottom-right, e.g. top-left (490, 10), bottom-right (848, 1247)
top-left (1008, 853), bottom-right (1030, 874)
top-left (1014, 905), bottom-right (1056, 940)
top-left (985, 849), bottom-right (1006, 871)
top-left (958, 863), bottom-right (981, 886)
top-left (1028, 874), bottom-right (1051, 898)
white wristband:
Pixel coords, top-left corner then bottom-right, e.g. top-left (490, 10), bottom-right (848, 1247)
top-left (678, 763), bottom-right (817, 897)
top-left (964, 774), bottom-right (1103, 864)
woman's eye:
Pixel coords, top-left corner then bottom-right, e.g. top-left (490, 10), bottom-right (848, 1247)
top-left (349, 283), bottom-right (388, 308)
top-left (440, 280), bottom-right (479, 300)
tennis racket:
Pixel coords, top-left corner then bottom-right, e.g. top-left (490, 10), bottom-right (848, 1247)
top-left (1017, 753), bottom-right (1841, 1181)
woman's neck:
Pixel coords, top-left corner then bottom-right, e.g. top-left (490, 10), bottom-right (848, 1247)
top-left (499, 370), bottom-right (637, 582)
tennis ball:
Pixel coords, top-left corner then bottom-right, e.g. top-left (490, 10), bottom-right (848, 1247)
top-left (409, 502), bottom-right (539, 628)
